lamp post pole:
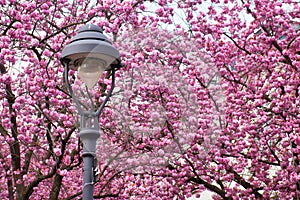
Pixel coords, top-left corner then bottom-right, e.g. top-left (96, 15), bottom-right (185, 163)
top-left (79, 113), bottom-right (100, 200)
top-left (60, 24), bottom-right (120, 200)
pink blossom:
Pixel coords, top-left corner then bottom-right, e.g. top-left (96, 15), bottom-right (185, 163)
top-left (1, 0), bottom-right (300, 199)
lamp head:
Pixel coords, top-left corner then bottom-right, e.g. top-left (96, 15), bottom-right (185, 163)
top-left (61, 24), bottom-right (120, 88)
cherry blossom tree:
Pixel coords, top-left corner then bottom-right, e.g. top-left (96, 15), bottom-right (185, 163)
top-left (0, 0), bottom-right (300, 199)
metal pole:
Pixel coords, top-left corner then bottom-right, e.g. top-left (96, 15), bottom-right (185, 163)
top-left (79, 127), bottom-right (100, 200)
top-left (82, 155), bottom-right (94, 200)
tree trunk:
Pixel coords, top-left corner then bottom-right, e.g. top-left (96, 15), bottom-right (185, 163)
top-left (49, 174), bottom-right (63, 200)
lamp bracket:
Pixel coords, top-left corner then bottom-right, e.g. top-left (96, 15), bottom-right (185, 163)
top-left (61, 60), bottom-right (118, 128)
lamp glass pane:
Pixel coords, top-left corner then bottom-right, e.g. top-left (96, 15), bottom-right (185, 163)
top-left (77, 57), bottom-right (106, 89)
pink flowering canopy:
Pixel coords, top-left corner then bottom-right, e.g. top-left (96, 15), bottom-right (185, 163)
top-left (0, 0), bottom-right (300, 199)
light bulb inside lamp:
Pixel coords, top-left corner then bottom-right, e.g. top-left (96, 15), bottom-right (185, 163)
top-left (76, 57), bottom-right (106, 89)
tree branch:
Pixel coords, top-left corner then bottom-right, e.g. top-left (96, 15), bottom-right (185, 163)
top-left (223, 32), bottom-right (251, 55)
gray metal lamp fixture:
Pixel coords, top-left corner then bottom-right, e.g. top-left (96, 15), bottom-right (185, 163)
top-left (60, 24), bottom-right (120, 200)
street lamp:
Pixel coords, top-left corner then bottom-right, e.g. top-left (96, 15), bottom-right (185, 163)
top-left (60, 24), bottom-right (120, 200)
